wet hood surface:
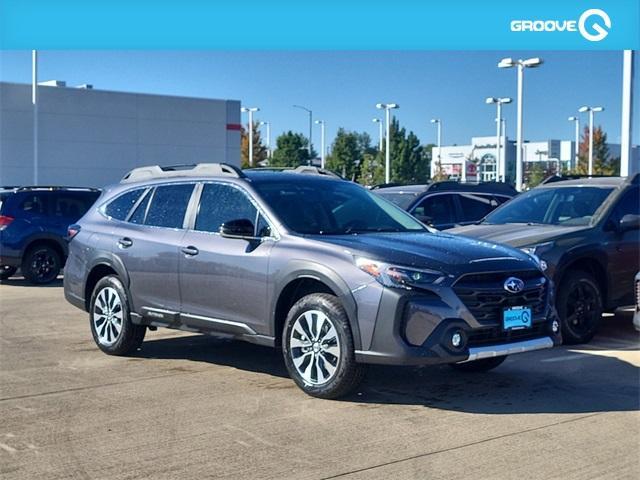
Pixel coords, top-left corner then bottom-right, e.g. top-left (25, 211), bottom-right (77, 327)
top-left (311, 231), bottom-right (538, 275)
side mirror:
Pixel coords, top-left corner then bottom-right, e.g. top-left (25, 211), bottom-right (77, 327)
top-left (619, 214), bottom-right (640, 232)
top-left (220, 218), bottom-right (256, 239)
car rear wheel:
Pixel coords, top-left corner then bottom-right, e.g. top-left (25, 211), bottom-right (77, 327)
top-left (557, 270), bottom-right (603, 344)
top-left (0, 265), bottom-right (17, 280)
top-left (90, 275), bottom-right (146, 355)
top-left (283, 293), bottom-right (365, 399)
top-left (22, 245), bottom-right (61, 284)
top-left (450, 355), bottom-right (507, 372)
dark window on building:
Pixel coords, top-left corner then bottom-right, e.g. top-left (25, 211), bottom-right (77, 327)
top-left (144, 184), bottom-right (194, 229)
top-left (196, 183), bottom-right (257, 234)
top-left (105, 189), bottom-right (145, 221)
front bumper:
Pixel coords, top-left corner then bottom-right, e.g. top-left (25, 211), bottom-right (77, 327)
top-left (355, 285), bottom-right (561, 366)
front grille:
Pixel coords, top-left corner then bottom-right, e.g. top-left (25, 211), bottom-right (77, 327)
top-left (467, 322), bottom-right (548, 347)
top-left (453, 270), bottom-right (548, 325)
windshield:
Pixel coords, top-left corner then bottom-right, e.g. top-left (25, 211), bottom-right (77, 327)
top-left (253, 180), bottom-right (427, 235)
top-left (484, 186), bottom-right (614, 226)
top-left (374, 191), bottom-right (420, 210)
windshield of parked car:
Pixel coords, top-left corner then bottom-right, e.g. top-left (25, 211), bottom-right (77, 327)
top-left (253, 179), bottom-right (427, 234)
top-left (374, 191), bottom-right (420, 210)
top-left (484, 186), bottom-right (614, 226)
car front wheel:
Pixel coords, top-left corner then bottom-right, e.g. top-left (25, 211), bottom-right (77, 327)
top-left (557, 270), bottom-right (603, 344)
top-left (283, 293), bottom-right (365, 399)
top-left (90, 275), bottom-right (146, 355)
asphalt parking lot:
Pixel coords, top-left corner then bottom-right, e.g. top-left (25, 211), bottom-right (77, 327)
top-left (1, 277), bottom-right (638, 480)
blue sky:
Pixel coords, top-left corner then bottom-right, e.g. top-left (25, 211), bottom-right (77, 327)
top-left (1, 50), bottom-right (637, 149)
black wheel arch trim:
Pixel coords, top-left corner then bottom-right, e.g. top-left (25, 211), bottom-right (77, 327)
top-left (84, 253), bottom-right (133, 311)
top-left (271, 261), bottom-right (362, 350)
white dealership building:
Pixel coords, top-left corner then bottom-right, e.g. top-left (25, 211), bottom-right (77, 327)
top-left (432, 135), bottom-right (638, 183)
top-left (0, 81), bottom-right (241, 188)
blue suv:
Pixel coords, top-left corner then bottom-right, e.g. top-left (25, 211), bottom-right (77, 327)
top-left (0, 186), bottom-right (101, 284)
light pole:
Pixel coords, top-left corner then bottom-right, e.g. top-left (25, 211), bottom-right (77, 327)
top-left (293, 105), bottom-right (313, 162)
top-left (32, 50), bottom-right (38, 185)
top-left (430, 119), bottom-right (442, 180)
top-left (578, 106), bottom-right (604, 175)
top-left (498, 57), bottom-right (544, 191)
top-left (568, 116), bottom-right (580, 171)
top-left (259, 121), bottom-right (271, 159)
top-left (372, 118), bottom-right (383, 151)
top-left (376, 103), bottom-right (399, 183)
top-left (485, 97), bottom-right (512, 182)
top-left (241, 107), bottom-right (260, 166)
top-left (315, 120), bottom-right (326, 169)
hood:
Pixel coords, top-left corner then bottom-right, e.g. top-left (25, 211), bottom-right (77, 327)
top-left (448, 223), bottom-right (591, 248)
top-left (309, 231), bottom-right (538, 275)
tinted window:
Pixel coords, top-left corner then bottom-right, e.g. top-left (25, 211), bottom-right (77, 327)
top-left (18, 193), bottom-right (48, 217)
top-left (375, 191), bottom-right (420, 210)
top-left (485, 186), bottom-right (613, 226)
top-left (412, 195), bottom-right (455, 226)
top-left (52, 191), bottom-right (100, 220)
top-left (105, 189), bottom-right (145, 221)
top-left (256, 213), bottom-right (272, 237)
top-left (144, 184), bottom-right (194, 229)
top-left (129, 190), bottom-right (151, 224)
top-left (457, 193), bottom-right (498, 222)
top-left (196, 183), bottom-right (258, 233)
top-left (253, 180), bottom-right (425, 235)
top-left (609, 187), bottom-right (640, 224)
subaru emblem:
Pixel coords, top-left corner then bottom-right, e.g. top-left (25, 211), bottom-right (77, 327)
top-left (504, 277), bottom-right (525, 293)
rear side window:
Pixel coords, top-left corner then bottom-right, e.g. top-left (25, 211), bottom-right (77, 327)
top-left (457, 193), bottom-right (499, 222)
top-left (52, 192), bottom-right (100, 220)
top-left (195, 183), bottom-right (258, 233)
top-left (144, 184), bottom-right (194, 229)
top-left (18, 193), bottom-right (48, 217)
top-left (105, 189), bottom-right (145, 221)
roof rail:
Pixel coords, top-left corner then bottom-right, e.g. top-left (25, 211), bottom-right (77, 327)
top-left (427, 180), bottom-right (517, 193)
top-left (121, 163), bottom-right (244, 183)
top-left (541, 174), bottom-right (622, 185)
top-left (288, 166), bottom-right (342, 178)
top-left (15, 186), bottom-right (101, 192)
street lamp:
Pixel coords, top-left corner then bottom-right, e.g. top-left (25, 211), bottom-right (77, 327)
top-left (485, 97), bottom-right (512, 182)
top-left (376, 103), bottom-right (399, 183)
top-left (293, 105), bottom-right (313, 162)
top-left (578, 106), bottom-right (604, 175)
top-left (430, 119), bottom-right (442, 180)
top-left (498, 57), bottom-right (543, 191)
top-left (259, 121), bottom-right (271, 160)
top-left (315, 120), bottom-right (326, 169)
top-left (372, 118), bottom-right (383, 151)
top-left (567, 116), bottom-right (580, 170)
top-left (241, 107), bottom-right (260, 166)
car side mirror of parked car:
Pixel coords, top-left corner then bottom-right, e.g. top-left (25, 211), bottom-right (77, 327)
top-left (220, 218), bottom-right (257, 239)
top-left (619, 214), bottom-right (640, 232)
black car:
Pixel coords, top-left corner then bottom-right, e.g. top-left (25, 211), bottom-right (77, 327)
top-left (450, 175), bottom-right (640, 344)
top-left (373, 181), bottom-right (517, 229)
top-left (0, 186), bottom-right (101, 284)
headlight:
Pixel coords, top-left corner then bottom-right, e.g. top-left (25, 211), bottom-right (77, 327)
top-left (355, 256), bottom-right (444, 290)
top-left (520, 241), bottom-right (554, 271)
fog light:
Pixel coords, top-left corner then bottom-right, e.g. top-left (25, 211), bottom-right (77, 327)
top-left (451, 332), bottom-right (462, 348)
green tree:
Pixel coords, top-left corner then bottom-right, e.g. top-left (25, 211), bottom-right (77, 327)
top-left (270, 131), bottom-right (311, 167)
top-left (572, 125), bottom-right (619, 175)
top-left (382, 118), bottom-right (428, 184)
top-left (357, 152), bottom-right (384, 186)
top-left (325, 128), bottom-right (363, 180)
top-left (240, 121), bottom-right (268, 168)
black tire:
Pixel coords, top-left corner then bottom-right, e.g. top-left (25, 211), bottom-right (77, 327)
top-left (449, 355), bottom-right (507, 372)
top-left (282, 293), bottom-right (365, 399)
top-left (22, 245), bottom-right (61, 284)
top-left (0, 265), bottom-right (17, 280)
top-left (89, 275), bottom-right (146, 355)
top-left (557, 270), bottom-right (603, 344)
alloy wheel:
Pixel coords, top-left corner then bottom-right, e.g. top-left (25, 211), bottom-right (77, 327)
top-left (93, 287), bottom-right (123, 346)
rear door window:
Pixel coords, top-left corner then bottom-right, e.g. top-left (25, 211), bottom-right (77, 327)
top-left (144, 184), bottom-right (195, 229)
top-left (105, 189), bottom-right (145, 221)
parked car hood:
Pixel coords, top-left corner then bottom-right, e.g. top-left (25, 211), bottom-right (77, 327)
top-left (311, 231), bottom-right (537, 274)
top-left (449, 223), bottom-right (592, 248)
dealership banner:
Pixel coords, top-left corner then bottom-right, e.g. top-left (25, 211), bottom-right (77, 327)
top-left (0, 0), bottom-right (637, 49)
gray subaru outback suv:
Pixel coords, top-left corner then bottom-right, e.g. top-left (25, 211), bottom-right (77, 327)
top-left (64, 163), bottom-right (561, 398)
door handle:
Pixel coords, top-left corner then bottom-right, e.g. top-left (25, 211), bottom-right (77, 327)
top-left (181, 245), bottom-right (199, 256)
top-left (118, 237), bottom-right (133, 248)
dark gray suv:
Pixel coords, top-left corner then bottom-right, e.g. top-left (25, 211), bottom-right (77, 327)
top-left (64, 163), bottom-right (561, 398)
